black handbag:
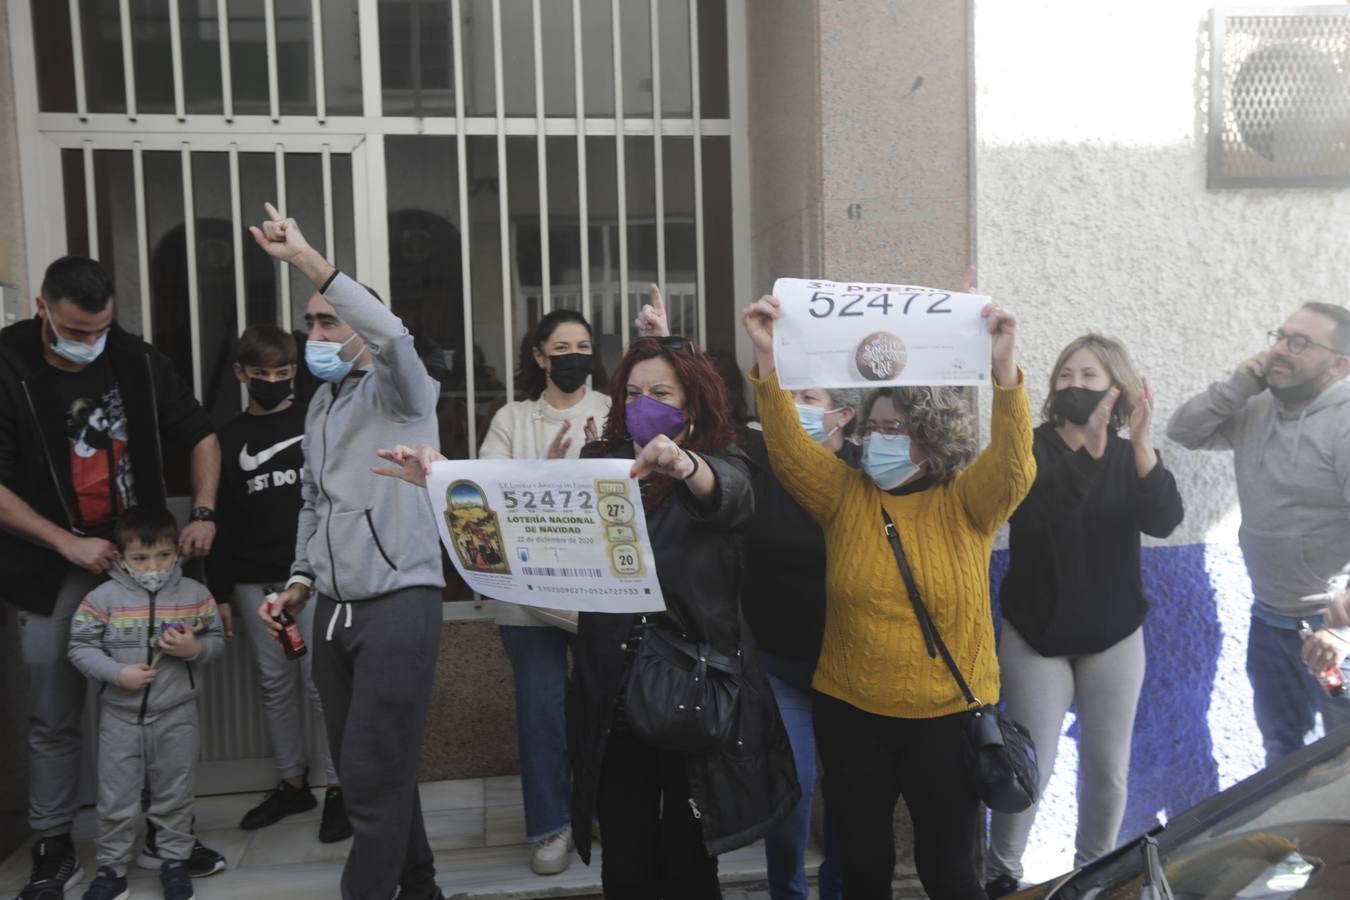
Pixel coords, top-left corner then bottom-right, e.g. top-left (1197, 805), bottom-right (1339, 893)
top-left (624, 620), bottom-right (743, 754)
top-left (881, 508), bottom-right (1040, 814)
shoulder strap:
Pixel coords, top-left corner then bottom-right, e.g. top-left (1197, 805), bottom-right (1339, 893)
top-left (880, 507), bottom-right (979, 707)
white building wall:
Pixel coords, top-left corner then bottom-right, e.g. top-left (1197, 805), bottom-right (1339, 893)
top-left (975, 0), bottom-right (1350, 884)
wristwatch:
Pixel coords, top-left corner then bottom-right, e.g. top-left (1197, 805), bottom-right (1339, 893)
top-left (189, 506), bottom-right (217, 523)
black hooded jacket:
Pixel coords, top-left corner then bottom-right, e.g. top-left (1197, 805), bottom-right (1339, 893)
top-left (569, 443), bottom-right (799, 861)
top-left (0, 317), bottom-right (214, 615)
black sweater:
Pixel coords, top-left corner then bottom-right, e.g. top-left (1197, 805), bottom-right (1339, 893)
top-left (0, 319), bottom-right (214, 615)
top-left (999, 423), bottom-right (1184, 657)
top-left (205, 402), bottom-right (307, 600)
top-left (740, 428), bottom-right (860, 664)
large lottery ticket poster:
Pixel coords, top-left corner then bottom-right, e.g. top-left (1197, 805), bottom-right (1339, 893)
top-left (771, 277), bottom-right (992, 389)
top-left (425, 458), bottom-right (666, 614)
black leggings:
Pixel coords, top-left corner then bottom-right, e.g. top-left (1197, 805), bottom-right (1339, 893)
top-left (596, 732), bottom-right (721, 899)
top-left (814, 692), bottom-right (987, 900)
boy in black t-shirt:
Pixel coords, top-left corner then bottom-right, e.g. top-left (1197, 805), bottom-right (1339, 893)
top-left (207, 324), bottom-right (350, 842)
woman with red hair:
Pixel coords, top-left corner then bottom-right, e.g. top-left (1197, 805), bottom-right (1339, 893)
top-left (569, 335), bottom-right (798, 897)
top-left (374, 336), bottom-right (797, 897)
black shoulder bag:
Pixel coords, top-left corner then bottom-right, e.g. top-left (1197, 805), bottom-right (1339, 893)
top-left (881, 508), bottom-right (1039, 813)
top-left (624, 618), bottom-right (744, 755)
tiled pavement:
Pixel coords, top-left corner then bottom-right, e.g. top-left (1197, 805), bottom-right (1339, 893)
top-left (0, 776), bottom-right (939, 899)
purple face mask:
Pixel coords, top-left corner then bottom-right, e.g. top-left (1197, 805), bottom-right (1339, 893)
top-left (626, 394), bottom-right (686, 446)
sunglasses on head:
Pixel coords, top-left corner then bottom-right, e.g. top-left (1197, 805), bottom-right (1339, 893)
top-left (655, 336), bottom-right (699, 356)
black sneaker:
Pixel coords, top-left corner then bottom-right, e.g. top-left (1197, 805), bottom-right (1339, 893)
top-left (79, 866), bottom-right (127, 900)
top-left (159, 860), bottom-right (195, 900)
top-left (985, 873), bottom-right (1022, 898)
top-left (17, 834), bottom-right (83, 900)
top-left (138, 823), bottom-right (226, 878)
top-left (319, 786), bottom-right (353, 844)
top-left (240, 778), bottom-right (318, 830)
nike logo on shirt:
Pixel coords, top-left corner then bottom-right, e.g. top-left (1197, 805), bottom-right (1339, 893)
top-left (239, 436), bottom-right (304, 473)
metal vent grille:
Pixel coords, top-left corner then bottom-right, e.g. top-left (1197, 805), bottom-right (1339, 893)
top-left (1208, 7), bottom-right (1350, 188)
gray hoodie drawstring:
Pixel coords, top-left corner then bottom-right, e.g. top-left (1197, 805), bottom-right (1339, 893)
top-left (325, 602), bottom-right (353, 641)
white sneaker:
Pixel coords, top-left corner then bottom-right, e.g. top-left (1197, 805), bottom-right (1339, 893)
top-left (529, 826), bottom-right (574, 876)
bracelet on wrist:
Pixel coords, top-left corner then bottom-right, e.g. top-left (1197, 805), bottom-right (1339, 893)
top-left (682, 450), bottom-right (701, 481)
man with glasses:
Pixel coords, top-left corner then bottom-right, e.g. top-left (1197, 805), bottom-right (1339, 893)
top-left (1168, 302), bottom-right (1350, 764)
top-left (0, 255), bottom-right (225, 899)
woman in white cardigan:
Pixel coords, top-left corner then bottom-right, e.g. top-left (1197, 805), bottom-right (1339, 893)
top-left (478, 308), bottom-right (610, 875)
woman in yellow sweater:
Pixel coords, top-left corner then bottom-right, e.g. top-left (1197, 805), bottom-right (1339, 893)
top-left (742, 294), bottom-right (1035, 900)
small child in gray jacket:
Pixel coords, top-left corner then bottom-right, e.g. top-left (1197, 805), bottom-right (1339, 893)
top-left (68, 507), bottom-right (223, 900)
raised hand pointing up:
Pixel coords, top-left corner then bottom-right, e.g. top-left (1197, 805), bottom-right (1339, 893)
top-left (248, 202), bottom-right (334, 287)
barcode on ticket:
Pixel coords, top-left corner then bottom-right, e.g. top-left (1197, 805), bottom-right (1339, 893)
top-left (522, 566), bottom-right (604, 578)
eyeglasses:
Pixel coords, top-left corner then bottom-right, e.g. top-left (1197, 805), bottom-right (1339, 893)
top-left (656, 336), bottom-right (699, 356)
top-left (1268, 330), bottom-right (1340, 356)
top-left (860, 420), bottom-right (909, 438)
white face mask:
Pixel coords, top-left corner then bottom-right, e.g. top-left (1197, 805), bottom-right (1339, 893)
top-left (124, 559), bottom-right (176, 593)
top-left (46, 315), bottom-right (108, 366)
top-left (795, 404), bottom-right (845, 443)
top-left (862, 433), bottom-right (922, 490)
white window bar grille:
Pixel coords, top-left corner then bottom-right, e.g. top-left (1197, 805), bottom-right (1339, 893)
top-left (132, 142), bottom-right (152, 342)
top-left (265, 0), bottom-right (281, 122)
top-left (275, 144), bottom-right (291, 330)
top-left (690, 0), bottom-right (707, 347)
top-left (82, 141), bottom-right (98, 258)
top-left (229, 143), bottom-right (247, 409)
top-left (321, 145), bottom-right (335, 265)
top-left (492, 0), bottom-right (514, 403)
top-left (180, 143), bottom-right (203, 398)
top-left (532, 0), bottom-right (551, 314)
top-left (312, 0), bottom-right (327, 123)
top-left (651, 0), bottom-right (666, 300)
top-left (11, 0), bottom-right (737, 420)
top-left (217, 0), bottom-right (234, 120)
top-left (118, 0), bottom-right (137, 119)
top-left (572, 0), bottom-right (591, 326)
top-left (69, 0), bottom-right (89, 119)
top-left (611, 0), bottom-right (629, 349)
top-left (451, 0), bottom-right (478, 457)
top-left (168, 0), bottom-right (186, 120)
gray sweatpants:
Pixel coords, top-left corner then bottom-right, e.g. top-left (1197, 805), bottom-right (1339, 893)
top-left (96, 702), bottom-right (198, 875)
top-left (236, 583), bottom-right (337, 785)
top-left (19, 566), bottom-right (103, 836)
top-left (312, 588), bottom-right (442, 900)
top-left (987, 622), bottom-right (1146, 881)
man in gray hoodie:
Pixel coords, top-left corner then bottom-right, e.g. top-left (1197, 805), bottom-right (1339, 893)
top-left (1168, 302), bottom-right (1350, 765)
top-left (249, 203), bottom-right (447, 900)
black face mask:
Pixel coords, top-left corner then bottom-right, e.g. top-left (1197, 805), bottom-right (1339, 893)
top-left (1053, 386), bottom-right (1110, 426)
top-left (247, 377), bottom-right (294, 410)
top-left (547, 353), bottom-right (591, 394)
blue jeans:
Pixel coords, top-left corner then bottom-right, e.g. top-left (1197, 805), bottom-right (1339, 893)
top-left (1247, 612), bottom-right (1350, 767)
top-left (760, 653), bottom-right (843, 900)
top-left (499, 624), bottom-right (573, 842)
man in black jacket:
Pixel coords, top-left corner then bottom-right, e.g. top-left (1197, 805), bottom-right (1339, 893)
top-left (0, 256), bottom-right (222, 899)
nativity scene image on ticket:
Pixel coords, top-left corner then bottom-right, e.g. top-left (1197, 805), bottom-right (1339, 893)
top-left (444, 480), bottom-right (512, 575)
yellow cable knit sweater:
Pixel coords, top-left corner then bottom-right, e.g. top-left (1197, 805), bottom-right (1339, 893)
top-left (750, 367), bottom-right (1036, 718)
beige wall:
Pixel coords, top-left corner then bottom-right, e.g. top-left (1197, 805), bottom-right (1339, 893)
top-left (419, 620), bottom-right (521, 781)
top-left (747, 0), bottom-right (973, 296)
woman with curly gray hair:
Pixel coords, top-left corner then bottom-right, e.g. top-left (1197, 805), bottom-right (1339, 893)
top-left (743, 293), bottom-right (1036, 900)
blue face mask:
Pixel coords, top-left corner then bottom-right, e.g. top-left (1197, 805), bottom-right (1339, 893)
top-left (305, 333), bottom-right (360, 383)
top-left (46, 316), bottom-right (108, 366)
top-left (863, 433), bottom-right (922, 490)
top-left (795, 404), bottom-right (844, 444)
